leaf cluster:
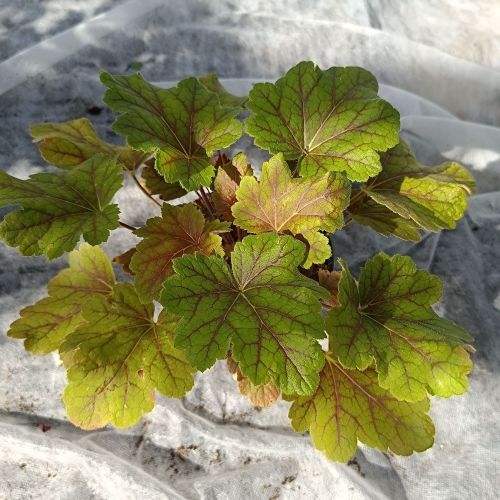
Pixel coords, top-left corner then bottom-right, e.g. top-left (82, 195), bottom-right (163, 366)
top-left (1, 62), bottom-right (475, 462)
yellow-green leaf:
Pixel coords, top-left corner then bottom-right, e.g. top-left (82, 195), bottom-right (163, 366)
top-left (60, 283), bottom-right (195, 430)
top-left (7, 243), bottom-right (115, 354)
top-left (30, 117), bottom-right (147, 170)
top-left (289, 353), bottom-right (435, 462)
top-left (361, 141), bottom-right (475, 232)
top-left (327, 253), bottom-right (473, 401)
top-left (349, 196), bottom-right (421, 241)
top-left (302, 231), bottom-right (332, 269)
top-left (232, 153), bottom-right (350, 266)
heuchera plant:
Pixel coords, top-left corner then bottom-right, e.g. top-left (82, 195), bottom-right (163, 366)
top-left (1, 61), bottom-right (475, 462)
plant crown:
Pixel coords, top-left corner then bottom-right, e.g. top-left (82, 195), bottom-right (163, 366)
top-left (1, 61), bottom-right (475, 462)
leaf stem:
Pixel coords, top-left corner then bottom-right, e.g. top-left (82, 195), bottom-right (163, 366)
top-left (202, 186), bottom-right (217, 213)
top-left (195, 189), bottom-right (208, 212)
top-left (130, 171), bottom-right (162, 208)
top-left (292, 155), bottom-right (303, 177)
top-left (119, 221), bottom-right (137, 231)
top-left (196, 187), bottom-right (217, 218)
top-left (222, 233), bottom-right (235, 248)
top-left (217, 150), bottom-right (224, 166)
top-left (348, 189), bottom-right (367, 208)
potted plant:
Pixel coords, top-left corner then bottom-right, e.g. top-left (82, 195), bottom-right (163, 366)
top-left (0, 61), bottom-right (474, 462)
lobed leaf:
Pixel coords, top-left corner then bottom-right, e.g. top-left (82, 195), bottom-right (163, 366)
top-left (349, 196), bottom-right (421, 241)
top-left (198, 73), bottom-right (247, 108)
top-left (7, 244), bottom-right (115, 354)
top-left (289, 353), bottom-right (435, 462)
top-left (0, 154), bottom-right (123, 258)
top-left (233, 153), bottom-right (350, 234)
top-left (60, 283), bottom-right (195, 430)
top-left (246, 61), bottom-right (400, 181)
top-left (101, 72), bottom-right (243, 190)
top-left (130, 203), bottom-right (229, 302)
top-left (161, 233), bottom-right (329, 395)
top-left (357, 140), bottom-right (475, 235)
top-left (327, 254), bottom-right (473, 401)
top-left (30, 117), bottom-right (147, 170)
top-left (232, 153), bottom-right (350, 267)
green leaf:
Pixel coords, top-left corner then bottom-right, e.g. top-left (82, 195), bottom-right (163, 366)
top-left (130, 203), bottom-right (229, 302)
top-left (212, 152), bottom-right (253, 221)
top-left (7, 243), bottom-right (115, 354)
top-left (60, 283), bottom-right (195, 430)
top-left (232, 153), bottom-right (350, 266)
top-left (289, 353), bottom-right (435, 462)
top-left (101, 71), bottom-right (243, 190)
top-left (362, 141), bottom-right (475, 232)
top-left (141, 164), bottom-right (186, 201)
top-left (349, 196), bottom-right (421, 241)
top-left (198, 73), bottom-right (247, 108)
top-left (0, 154), bottom-right (123, 258)
top-left (127, 61), bottom-right (143, 71)
top-left (161, 233), bottom-right (329, 395)
top-left (327, 253), bottom-right (473, 401)
top-left (245, 61), bottom-right (399, 181)
top-left (30, 118), bottom-right (147, 170)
